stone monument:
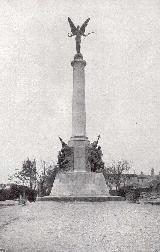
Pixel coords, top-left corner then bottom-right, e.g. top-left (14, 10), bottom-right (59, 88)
top-left (42, 18), bottom-right (124, 201)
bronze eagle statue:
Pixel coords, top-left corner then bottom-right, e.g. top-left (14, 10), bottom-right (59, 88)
top-left (68, 17), bottom-right (93, 53)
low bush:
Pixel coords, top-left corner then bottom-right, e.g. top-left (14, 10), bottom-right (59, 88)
top-left (0, 184), bottom-right (37, 202)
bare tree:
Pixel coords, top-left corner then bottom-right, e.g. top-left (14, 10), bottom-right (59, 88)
top-left (104, 160), bottom-right (131, 191)
top-left (9, 158), bottom-right (37, 190)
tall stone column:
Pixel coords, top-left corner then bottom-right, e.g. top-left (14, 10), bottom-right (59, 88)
top-left (68, 53), bottom-right (89, 172)
top-left (71, 54), bottom-right (86, 137)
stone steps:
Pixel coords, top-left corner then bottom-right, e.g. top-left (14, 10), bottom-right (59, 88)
top-left (37, 195), bottom-right (125, 202)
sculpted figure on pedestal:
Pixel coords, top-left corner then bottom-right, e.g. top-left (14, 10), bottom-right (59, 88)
top-left (57, 137), bottom-right (73, 172)
top-left (58, 137), bottom-right (68, 148)
top-left (87, 135), bottom-right (104, 172)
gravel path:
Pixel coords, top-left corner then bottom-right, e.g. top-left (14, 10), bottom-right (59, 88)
top-left (0, 201), bottom-right (160, 252)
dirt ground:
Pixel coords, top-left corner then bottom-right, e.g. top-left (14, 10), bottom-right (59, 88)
top-left (0, 201), bottom-right (160, 252)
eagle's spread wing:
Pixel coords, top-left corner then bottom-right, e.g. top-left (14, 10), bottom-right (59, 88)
top-left (80, 18), bottom-right (90, 34)
top-left (68, 17), bottom-right (77, 35)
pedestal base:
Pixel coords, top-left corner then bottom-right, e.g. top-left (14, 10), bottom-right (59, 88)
top-left (38, 171), bottom-right (125, 201)
top-left (50, 171), bottom-right (110, 197)
top-left (38, 196), bottom-right (125, 202)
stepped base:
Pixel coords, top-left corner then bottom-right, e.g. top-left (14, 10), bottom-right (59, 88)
top-left (37, 195), bottom-right (125, 202)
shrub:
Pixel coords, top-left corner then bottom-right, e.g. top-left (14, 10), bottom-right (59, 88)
top-left (0, 184), bottom-right (37, 202)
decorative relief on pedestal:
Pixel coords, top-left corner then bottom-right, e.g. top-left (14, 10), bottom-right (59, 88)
top-left (57, 137), bottom-right (74, 172)
top-left (86, 135), bottom-right (104, 172)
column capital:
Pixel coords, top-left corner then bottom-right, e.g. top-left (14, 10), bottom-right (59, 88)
top-left (71, 53), bottom-right (86, 68)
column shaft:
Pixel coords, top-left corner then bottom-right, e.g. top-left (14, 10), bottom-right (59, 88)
top-left (71, 58), bottom-right (86, 137)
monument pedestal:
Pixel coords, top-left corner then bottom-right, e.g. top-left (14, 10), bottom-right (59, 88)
top-left (45, 137), bottom-right (125, 201)
top-left (40, 171), bottom-right (124, 201)
top-left (50, 171), bottom-right (109, 196)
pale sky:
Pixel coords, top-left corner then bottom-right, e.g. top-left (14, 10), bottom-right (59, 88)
top-left (0, 0), bottom-right (160, 183)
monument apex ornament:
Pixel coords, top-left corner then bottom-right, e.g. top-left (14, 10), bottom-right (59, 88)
top-left (68, 17), bottom-right (94, 54)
